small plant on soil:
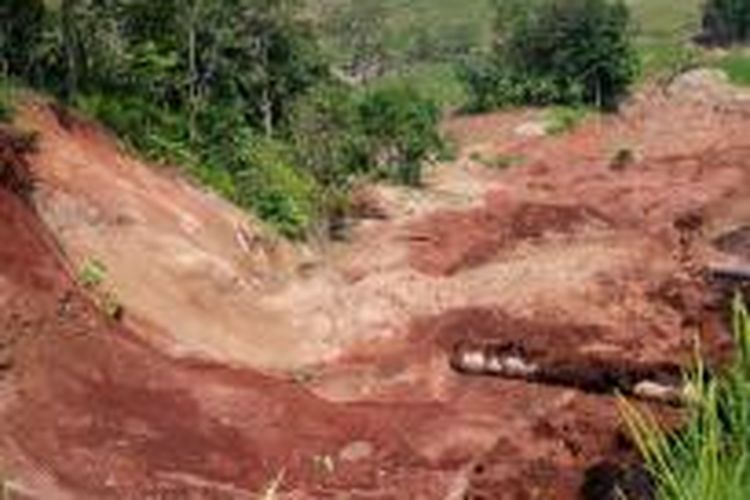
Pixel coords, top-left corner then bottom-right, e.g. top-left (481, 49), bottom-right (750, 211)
top-left (79, 258), bottom-right (107, 288)
top-left (544, 107), bottom-right (590, 136)
top-left (0, 80), bottom-right (14, 124)
top-left (621, 294), bottom-right (750, 500)
top-left (78, 258), bottom-right (124, 321)
top-left (289, 368), bottom-right (317, 385)
top-left (470, 151), bottom-right (526, 170)
top-left (610, 147), bottom-right (636, 171)
top-left (101, 291), bottom-right (124, 321)
top-left (486, 153), bottom-right (526, 170)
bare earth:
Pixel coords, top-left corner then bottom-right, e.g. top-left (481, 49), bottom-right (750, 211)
top-left (0, 69), bottom-right (749, 498)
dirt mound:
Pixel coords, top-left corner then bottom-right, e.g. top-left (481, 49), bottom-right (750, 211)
top-left (409, 198), bottom-right (610, 276)
top-left (17, 101), bottom-right (325, 372)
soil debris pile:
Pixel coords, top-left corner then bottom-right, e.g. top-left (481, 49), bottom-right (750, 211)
top-left (2, 70), bottom-right (750, 498)
top-left (409, 199), bottom-right (610, 276)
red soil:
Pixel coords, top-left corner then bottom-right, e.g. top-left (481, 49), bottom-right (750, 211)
top-left (0, 132), bottom-right (443, 498)
top-left (2, 71), bottom-right (750, 499)
top-left (409, 198), bottom-right (611, 276)
top-left (0, 166), bottom-right (662, 498)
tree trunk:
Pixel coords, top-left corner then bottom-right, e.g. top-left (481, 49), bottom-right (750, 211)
top-left (61, 0), bottom-right (79, 101)
top-left (185, 0), bottom-right (202, 143)
top-left (260, 39), bottom-right (273, 137)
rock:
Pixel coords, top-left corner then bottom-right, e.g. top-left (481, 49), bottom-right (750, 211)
top-left (514, 121), bottom-right (547, 138)
top-left (339, 440), bottom-right (374, 463)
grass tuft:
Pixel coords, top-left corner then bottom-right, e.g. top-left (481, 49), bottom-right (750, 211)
top-left (717, 52), bottom-right (750, 87)
top-left (544, 107), bottom-right (590, 136)
top-left (0, 79), bottom-right (16, 123)
top-left (622, 294), bottom-right (750, 500)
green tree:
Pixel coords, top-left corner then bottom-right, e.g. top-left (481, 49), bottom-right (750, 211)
top-left (358, 85), bottom-right (442, 186)
top-left (702, 0), bottom-right (750, 45)
top-left (289, 84), bottom-right (365, 189)
top-left (0, 0), bottom-right (45, 79)
top-left (460, 0), bottom-right (639, 110)
top-left (326, 0), bottom-right (391, 84)
top-left (221, 0), bottom-right (326, 136)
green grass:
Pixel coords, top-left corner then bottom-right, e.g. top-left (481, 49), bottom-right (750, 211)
top-left (370, 62), bottom-right (466, 109)
top-left (717, 52), bottom-right (750, 86)
top-left (544, 107), bottom-right (591, 136)
top-left (622, 295), bottom-right (750, 500)
top-left (0, 79), bottom-right (16, 123)
top-left (317, 0), bottom-right (492, 54)
top-left (79, 258), bottom-right (108, 289)
top-left (626, 0), bottom-right (703, 42)
top-left (470, 151), bottom-right (526, 170)
top-left (626, 0), bottom-right (705, 79)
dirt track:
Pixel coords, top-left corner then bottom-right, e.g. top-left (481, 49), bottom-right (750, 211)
top-left (1, 70), bottom-right (749, 498)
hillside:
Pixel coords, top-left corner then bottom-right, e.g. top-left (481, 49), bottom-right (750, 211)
top-left (0, 68), bottom-right (747, 498)
top-left (318, 0), bottom-right (709, 106)
top-left (3, 0), bottom-right (750, 498)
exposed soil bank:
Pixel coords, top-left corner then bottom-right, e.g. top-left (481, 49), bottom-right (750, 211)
top-left (0, 135), bottom-right (450, 498)
top-left (409, 200), bottom-right (610, 276)
top-left (2, 70), bottom-right (750, 498)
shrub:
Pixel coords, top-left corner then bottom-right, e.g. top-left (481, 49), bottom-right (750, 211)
top-left (460, 0), bottom-right (639, 111)
top-left (544, 107), bottom-right (590, 136)
top-left (75, 93), bottom-right (195, 166)
top-left (610, 147), bottom-right (635, 171)
top-left (289, 84), bottom-right (366, 190)
top-left (78, 92), bottom-right (315, 238)
top-left (358, 84), bottom-right (442, 185)
top-left (717, 52), bottom-right (750, 86)
top-left (234, 136), bottom-right (318, 239)
top-left (0, 80), bottom-right (14, 123)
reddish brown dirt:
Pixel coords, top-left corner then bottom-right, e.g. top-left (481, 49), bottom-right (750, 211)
top-left (410, 200), bottom-right (611, 276)
top-left (0, 130), bottom-right (450, 498)
top-left (2, 71), bottom-right (750, 499)
top-left (309, 307), bottom-right (686, 499)
top-left (0, 166), bottom-right (672, 498)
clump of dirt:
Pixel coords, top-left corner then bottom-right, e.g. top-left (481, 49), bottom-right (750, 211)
top-left (461, 392), bottom-right (660, 500)
top-left (0, 125), bottom-right (36, 198)
top-left (714, 225), bottom-right (750, 261)
top-left (581, 461), bottom-right (654, 500)
top-left (409, 198), bottom-right (610, 276)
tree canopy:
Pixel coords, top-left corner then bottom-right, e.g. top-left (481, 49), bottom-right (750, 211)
top-left (0, 0), bottom-right (443, 238)
top-left (460, 0), bottom-right (639, 110)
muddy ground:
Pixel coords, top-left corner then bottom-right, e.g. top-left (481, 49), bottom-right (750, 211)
top-left (0, 70), bottom-right (748, 498)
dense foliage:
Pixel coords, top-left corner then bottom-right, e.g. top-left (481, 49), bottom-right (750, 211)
top-left (702, 0), bottom-right (750, 45)
top-left (0, 0), bottom-right (442, 238)
top-left (459, 0), bottom-right (639, 111)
